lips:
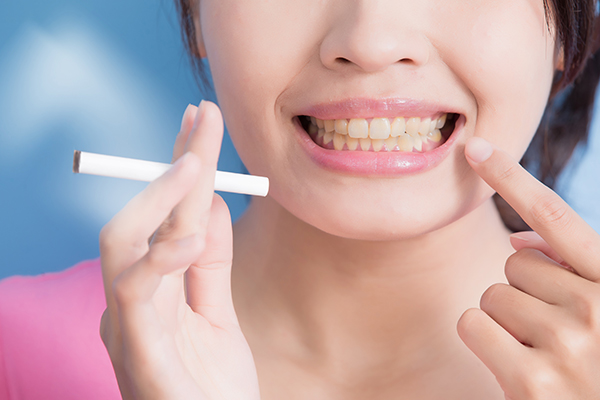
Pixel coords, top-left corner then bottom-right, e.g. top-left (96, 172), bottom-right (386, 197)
top-left (292, 98), bottom-right (465, 176)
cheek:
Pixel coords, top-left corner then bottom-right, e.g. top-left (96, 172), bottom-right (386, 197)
top-left (201, 1), bottom-right (316, 112)
top-left (442, 0), bottom-right (556, 157)
top-left (200, 1), bottom-right (322, 174)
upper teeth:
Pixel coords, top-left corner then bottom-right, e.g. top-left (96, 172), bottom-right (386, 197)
top-left (309, 114), bottom-right (447, 140)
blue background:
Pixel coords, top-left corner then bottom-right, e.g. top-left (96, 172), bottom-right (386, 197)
top-left (0, 0), bottom-right (599, 279)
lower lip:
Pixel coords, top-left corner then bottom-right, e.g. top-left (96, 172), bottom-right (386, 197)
top-left (294, 115), bottom-right (464, 176)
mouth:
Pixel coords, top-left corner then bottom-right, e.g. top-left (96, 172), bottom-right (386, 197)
top-left (298, 113), bottom-right (459, 152)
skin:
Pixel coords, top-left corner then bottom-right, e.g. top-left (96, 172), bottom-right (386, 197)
top-left (99, 0), bottom-right (600, 399)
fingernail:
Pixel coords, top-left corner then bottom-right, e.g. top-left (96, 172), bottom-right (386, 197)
top-left (509, 231), bottom-right (542, 242)
top-left (192, 100), bottom-right (206, 130)
top-left (180, 104), bottom-right (197, 131)
top-left (465, 137), bottom-right (493, 164)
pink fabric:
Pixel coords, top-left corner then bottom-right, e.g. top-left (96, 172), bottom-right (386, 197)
top-left (0, 260), bottom-right (120, 399)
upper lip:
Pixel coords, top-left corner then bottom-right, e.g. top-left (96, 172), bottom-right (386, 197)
top-left (296, 97), bottom-right (463, 120)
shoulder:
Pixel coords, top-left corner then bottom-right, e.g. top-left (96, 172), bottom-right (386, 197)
top-left (0, 260), bottom-right (120, 400)
top-left (0, 259), bottom-right (107, 336)
top-left (0, 258), bottom-right (104, 308)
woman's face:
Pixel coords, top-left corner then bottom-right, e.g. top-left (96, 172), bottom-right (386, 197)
top-left (197, 0), bottom-right (557, 240)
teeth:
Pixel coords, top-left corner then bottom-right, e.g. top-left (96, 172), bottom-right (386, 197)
top-left (317, 129), bottom-right (325, 141)
top-left (390, 117), bottom-right (405, 137)
top-left (436, 114), bottom-right (447, 129)
top-left (385, 136), bottom-right (398, 151)
top-left (418, 118), bottom-right (431, 136)
top-left (372, 139), bottom-right (385, 151)
top-left (369, 118), bottom-right (391, 139)
top-left (323, 131), bottom-right (334, 145)
top-left (308, 114), bottom-right (449, 152)
top-left (333, 132), bottom-right (345, 150)
top-left (397, 134), bottom-right (414, 152)
top-left (359, 138), bottom-right (371, 151)
top-left (428, 129), bottom-right (442, 142)
top-left (406, 117), bottom-right (420, 138)
top-left (413, 136), bottom-right (423, 152)
top-left (429, 118), bottom-right (437, 132)
top-left (324, 119), bottom-right (335, 133)
top-left (335, 119), bottom-right (348, 135)
top-left (346, 136), bottom-right (359, 150)
top-left (348, 119), bottom-right (369, 138)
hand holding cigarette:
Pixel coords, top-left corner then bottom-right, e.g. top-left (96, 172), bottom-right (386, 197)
top-left (98, 101), bottom-right (262, 400)
top-left (73, 150), bottom-right (269, 197)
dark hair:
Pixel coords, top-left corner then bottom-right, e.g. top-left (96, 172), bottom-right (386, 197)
top-left (174, 0), bottom-right (600, 231)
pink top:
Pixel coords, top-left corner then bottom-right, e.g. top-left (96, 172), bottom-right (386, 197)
top-left (0, 259), bottom-right (120, 399)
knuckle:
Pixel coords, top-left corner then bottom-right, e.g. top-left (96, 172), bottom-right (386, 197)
top-left (99, 222), bottom-right (119, 250)
top-left (99, 310), bottom-right (112, 347)
top-left (547, 325), bottom-right (591, 361)
top-left (111, 273), bottom-right (134, 305)
top-left (496, 162), bottom-right (522, 185)
top-left (572, 290), bottom-right (600, 330)
top-left (520, 365), bottom-right (558, 399)
top-left (529, 195), bottom-right (571, 232)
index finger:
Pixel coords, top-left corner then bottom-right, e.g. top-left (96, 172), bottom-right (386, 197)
top-left (465, 137), bottom-right (600, 282)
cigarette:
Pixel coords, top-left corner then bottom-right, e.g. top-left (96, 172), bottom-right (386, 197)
top-left (73, 150), bottom-right (269, 197)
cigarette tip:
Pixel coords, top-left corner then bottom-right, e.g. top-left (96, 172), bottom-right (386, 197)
top-left (73, 150), bottom-right (81, 173)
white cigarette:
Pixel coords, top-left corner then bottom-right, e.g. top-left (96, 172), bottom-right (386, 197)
top-left (73, 150), bottom-right (269, 197)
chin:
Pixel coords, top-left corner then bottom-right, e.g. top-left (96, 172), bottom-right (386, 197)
top-left (270, 177), bottom-right (494, 242)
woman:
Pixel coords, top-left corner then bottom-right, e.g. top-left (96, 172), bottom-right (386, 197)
top-left (2, 0), bottom-right (600, 399)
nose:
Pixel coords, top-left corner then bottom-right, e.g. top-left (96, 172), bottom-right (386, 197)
top-left (320, 1), bottom-right (431, 73)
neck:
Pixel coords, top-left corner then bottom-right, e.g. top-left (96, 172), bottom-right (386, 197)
top-left (232, 197), bottom-right (512, 397)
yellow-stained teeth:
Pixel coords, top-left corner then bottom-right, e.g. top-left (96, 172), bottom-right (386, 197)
top-left (372, 139), bottom-right (385, 151)
top-left (359, 138), bottom-right (371, 151)
top-left (323, 131), bottom-right (334, 145)
top-left (428, 129), bottom-right (442, 142)
top-left (397, 134), bottom-right (414, 152)
top-left (333, 132), bottom-right (345, 150)
top-left (335, 119), bottom-right (348, 134)
top-left (308, 113), bottom-right (450, 152)
top-left (418, 117), bottom-right (431, 136)
top-left (391, 117), bottom-right (405, 137)
top-left (347, 136), bottom-right (359, 150)
top-left (324, 119), bottom-right (335, 132)
top-left (406, 117), bottom-right (420, 138)
top-left (348, 119), bottom-right (369, 138)
top-left (429, 118), bottom-right (437, 132)
top-left (317, 129), bottom-right (325, 141)
top-left (436, 114), bottom-right (447, 129)
top-left (385, 136), bottom-right (397, 151)
top-left (369, 118), bottom-right (391, 139)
